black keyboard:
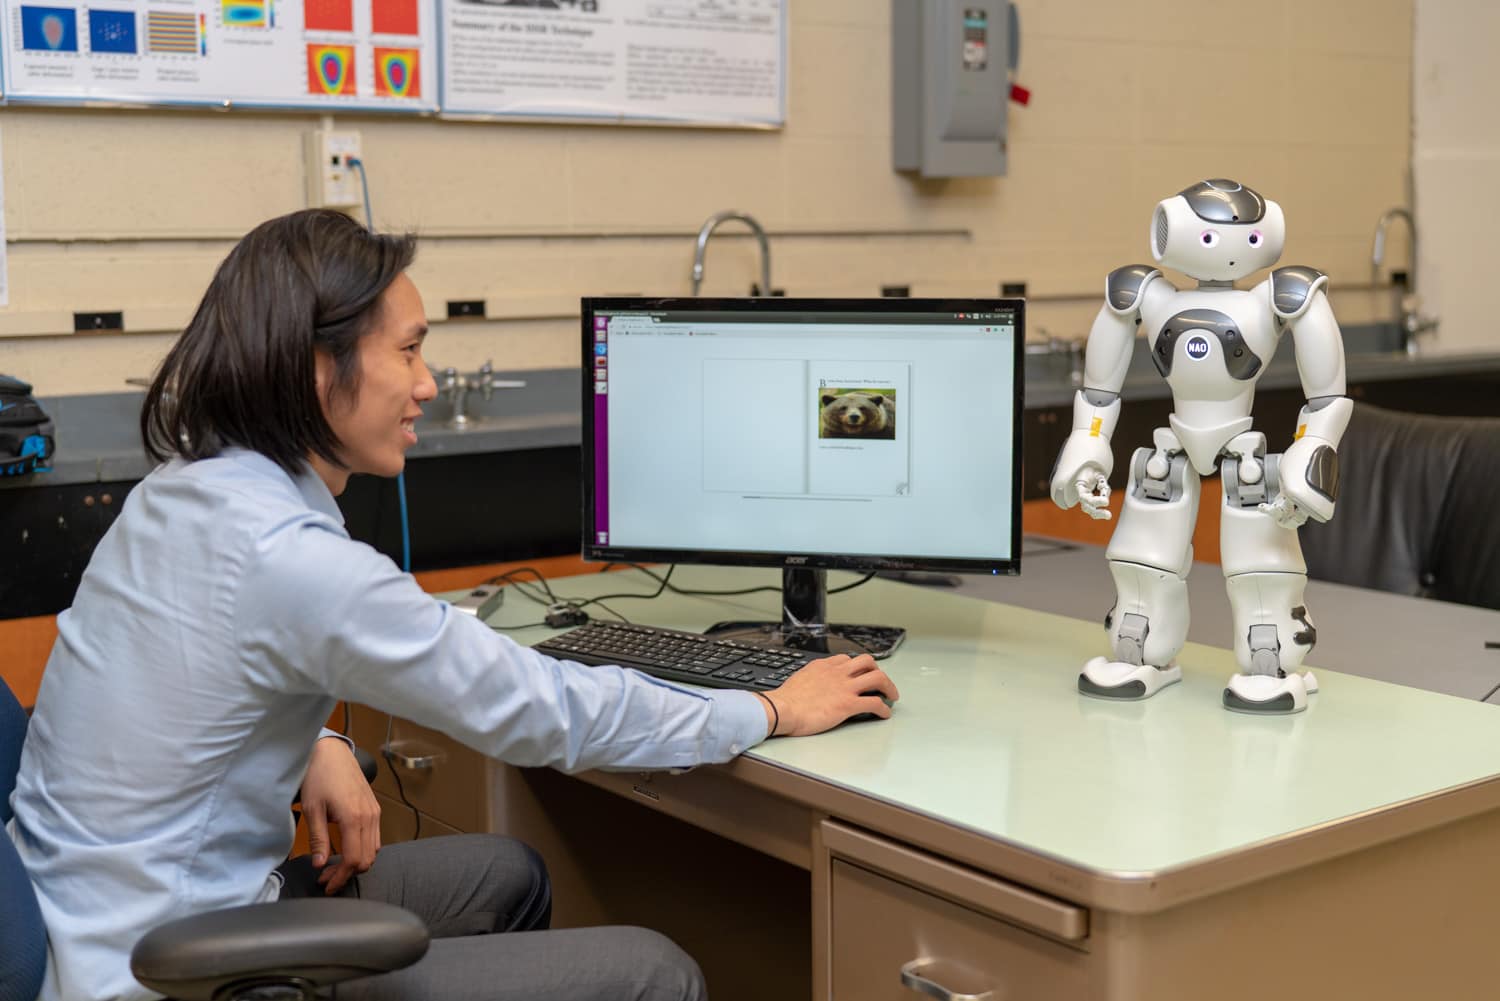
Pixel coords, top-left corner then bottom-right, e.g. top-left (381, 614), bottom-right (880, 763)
top-left (533, 621), bottom-right (817, 692)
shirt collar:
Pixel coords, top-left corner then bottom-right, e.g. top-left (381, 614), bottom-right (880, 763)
top-left (218, 447), bottom-right (347, 526)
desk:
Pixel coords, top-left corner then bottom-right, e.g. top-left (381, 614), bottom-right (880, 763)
top-left (351, 560), bottom-right (1500, 1001)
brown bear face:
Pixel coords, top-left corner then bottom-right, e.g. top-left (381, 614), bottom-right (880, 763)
top-left (820, 392), bottom-right (895, 439)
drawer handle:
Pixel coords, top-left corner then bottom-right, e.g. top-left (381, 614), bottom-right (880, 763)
top-left (382, 740), bottom-right (446, 771)
top-left (900, 959), bottom-right (994, 1001)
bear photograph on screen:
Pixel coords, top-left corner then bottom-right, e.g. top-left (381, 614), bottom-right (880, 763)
top-left (818, 387), bottom-right (897, 440)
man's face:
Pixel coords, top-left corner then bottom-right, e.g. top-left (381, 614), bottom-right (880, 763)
top-left (315, 272), bottom-right (435, 492)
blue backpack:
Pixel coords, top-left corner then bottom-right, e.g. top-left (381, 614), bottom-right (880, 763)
top-left (0, 375), bottom-right (54, 476)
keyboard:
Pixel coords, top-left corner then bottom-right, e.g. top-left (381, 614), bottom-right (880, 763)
top-left (533, 621), bottom-right (818, 692)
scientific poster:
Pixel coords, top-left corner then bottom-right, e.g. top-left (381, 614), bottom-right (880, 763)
top-left (440, 0), bottom-right (783, 126)
top-left (1, 0), bottom-right (436, 110)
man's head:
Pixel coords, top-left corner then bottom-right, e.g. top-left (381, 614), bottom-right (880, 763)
top-left (142, 209), bottom-right (431, 491)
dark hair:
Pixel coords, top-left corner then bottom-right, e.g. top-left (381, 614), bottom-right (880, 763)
top-left (141, 209), bottom-right (416, 476)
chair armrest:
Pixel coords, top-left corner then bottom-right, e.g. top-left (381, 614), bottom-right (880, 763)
top-left (131, 898), bottom-right (428, 1001)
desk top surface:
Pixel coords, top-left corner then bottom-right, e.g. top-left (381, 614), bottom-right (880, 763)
top-left (491, 564), bottom-right (1500, 881)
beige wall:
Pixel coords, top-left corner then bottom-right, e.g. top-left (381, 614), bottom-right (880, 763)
top-left (0, 0), bottom-right (1413, 396)
top-left (1413, 0), bottom-right (1499, 354)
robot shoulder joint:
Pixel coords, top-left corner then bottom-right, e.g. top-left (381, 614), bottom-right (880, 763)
top-left (1271, 266), bottom-right (1329, 321)
top-left (1105, 264), bottom-right (1162, 315)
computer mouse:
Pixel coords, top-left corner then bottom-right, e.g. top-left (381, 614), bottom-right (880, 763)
top-left (846, 692), bottom-right (894, 724)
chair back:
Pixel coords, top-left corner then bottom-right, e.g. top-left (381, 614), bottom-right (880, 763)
top-left (0, 680), bottom-right (47, 1001)
top-left (1301, 402), bottom-right (1500, 609)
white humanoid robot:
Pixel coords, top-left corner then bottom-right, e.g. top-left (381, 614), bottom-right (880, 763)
top-left (1051, 179), bottom-right (1350, 714)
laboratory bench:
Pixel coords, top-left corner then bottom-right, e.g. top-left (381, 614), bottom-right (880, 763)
top-left (9, 333), bottom-right (1500, 621)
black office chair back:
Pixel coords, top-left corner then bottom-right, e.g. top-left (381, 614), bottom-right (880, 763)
top-left (1301, 402), bottom-right (1500, 609)
top-left (0, 680), bottom-right (48, 1001)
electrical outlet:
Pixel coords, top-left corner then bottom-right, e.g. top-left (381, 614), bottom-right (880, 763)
top-left (305, 129), bottom-right (363, 209)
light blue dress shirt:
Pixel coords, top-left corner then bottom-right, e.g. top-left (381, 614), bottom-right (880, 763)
top-left (7, 449), bottom-right (767, 1001)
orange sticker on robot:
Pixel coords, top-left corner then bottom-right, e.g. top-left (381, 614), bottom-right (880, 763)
top-left (1089, 417), bottom-right (1102, 437)
top-left (1295, 423), bottom-right (1307, 440)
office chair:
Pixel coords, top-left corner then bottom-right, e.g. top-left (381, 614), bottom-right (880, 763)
top-left (1300, 402), bottom-right (1500, 610)
top-left (0, 679), bottom-right (430, 1001)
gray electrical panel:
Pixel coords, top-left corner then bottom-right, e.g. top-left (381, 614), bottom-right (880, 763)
top-left (892, 0), bottom-right (1019, 178)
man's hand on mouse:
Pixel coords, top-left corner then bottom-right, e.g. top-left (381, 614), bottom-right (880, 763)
top-left (760, 653), bottom-right (899, 736)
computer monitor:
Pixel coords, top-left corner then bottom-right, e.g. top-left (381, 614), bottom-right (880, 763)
top-left (581, 296), bottom-right (1024, 657)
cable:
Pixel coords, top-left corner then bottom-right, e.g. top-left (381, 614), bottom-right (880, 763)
top-left (381, 715), bottom-right (421, 840)
top-left (348, 157), bottom-right (374, 231)
top-left (395, 471), bottom-right (411, 574)
top-left (827, 572), bottom-right (878, 594)
top-left (349, 155), bottom-right (413, 576)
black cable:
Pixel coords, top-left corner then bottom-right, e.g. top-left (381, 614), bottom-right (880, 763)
top-left (610, 562), bottom-right (783, 599)
top-left (486, 563), bottom-right (876, 627)
top-left (381, 716), bottom-right (420, 840)
top-left (827, 572), bottom-right (878, 594)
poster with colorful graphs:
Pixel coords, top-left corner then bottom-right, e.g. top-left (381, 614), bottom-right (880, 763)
top-left (0, 0), bottom-right (435, 110)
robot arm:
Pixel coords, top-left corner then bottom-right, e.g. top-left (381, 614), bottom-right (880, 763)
top-left (1261, 267), bottom-right (1352, 528)
top-left (1049, 266), bottom-right (1159, 520)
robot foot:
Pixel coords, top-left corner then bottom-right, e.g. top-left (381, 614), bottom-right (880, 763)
top-left (1078, 657), bottom-right (1182, 700)
top-left (1222, 671), bottom-right (1317, 715)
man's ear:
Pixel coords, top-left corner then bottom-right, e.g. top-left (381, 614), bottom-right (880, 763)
top-left (313, 348), bottom-right (334, 403)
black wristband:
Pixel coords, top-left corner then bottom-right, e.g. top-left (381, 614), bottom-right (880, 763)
top-left (755, 692), bottom-right (780, 738)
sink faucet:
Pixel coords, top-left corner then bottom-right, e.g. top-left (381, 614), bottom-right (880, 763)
top-left (1371, 207), bottom-right (1439, 354)
top-left (691, 211), bottom-right (771, 296)
top-left (433, 361), bottom-right (527, 430)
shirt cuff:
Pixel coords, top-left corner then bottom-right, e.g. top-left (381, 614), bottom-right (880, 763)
top-left (317, 726), bottom-right (355, 753)
top-left (711, 689), bottom-right (773, 757)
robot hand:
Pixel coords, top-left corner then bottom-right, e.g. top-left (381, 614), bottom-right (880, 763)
top-left (1257, 494), bottom-right (1309, 530)
top-left (1259, 435), bottom-right (1337, 529)
top-left (1074, 468), bottom-right (1113, 520)
top-left (1050, 430), bottom-right (1115, 520)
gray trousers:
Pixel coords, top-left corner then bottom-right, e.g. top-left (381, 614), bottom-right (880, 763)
top-left (278, 834), bottom-right (706, 1001)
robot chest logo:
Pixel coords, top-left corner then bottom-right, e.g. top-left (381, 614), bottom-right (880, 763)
top-left (1185, 335), bottom-right (1211, 360)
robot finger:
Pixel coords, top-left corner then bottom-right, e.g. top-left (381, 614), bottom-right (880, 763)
top-left (1257, 497), bottom-right (1306, 530)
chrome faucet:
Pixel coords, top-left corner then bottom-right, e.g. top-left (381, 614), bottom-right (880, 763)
top-left (433, 360), bottom-right (527, 430)
top-left (1371, 207), bottom-right (1439, 354)
top-left (691, 211), bottom-right (771, 296)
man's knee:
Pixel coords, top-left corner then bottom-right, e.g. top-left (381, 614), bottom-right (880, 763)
top-left (612, 927), bottom-right (706, 1001)
top-left (452, 834), bottom-right (552, 933)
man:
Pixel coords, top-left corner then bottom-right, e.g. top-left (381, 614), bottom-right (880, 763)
top-left (9, 209), bottom-right (897, 1001)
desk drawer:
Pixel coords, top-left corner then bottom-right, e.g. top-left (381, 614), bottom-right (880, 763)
top-left (349, 705), bottom-right (491, 835)
top-left (821, 821), bottom-right (1099, 1001)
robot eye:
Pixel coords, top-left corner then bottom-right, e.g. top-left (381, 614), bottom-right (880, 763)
top-left (1199, 230), bottom-right (1220, 248)
top-left (1248, 230), bottom-right (1263, 247)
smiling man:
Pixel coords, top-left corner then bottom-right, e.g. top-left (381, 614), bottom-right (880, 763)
top-left (6, 209), bottom-right (897, 1001)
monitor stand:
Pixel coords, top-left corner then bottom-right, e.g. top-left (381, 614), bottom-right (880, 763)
top-left (703, 568), bottom-right (906, 659)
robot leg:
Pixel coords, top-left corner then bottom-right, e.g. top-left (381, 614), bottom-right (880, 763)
top-left (1080, 440), bottom-right (1200, 700)
top-left (1220, 442), bottom-right (1319, 714)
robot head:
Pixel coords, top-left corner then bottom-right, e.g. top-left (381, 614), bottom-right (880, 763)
top-left (1149, 179), bottom-right (1284, 282)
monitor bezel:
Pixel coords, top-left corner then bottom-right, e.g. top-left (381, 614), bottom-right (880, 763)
top-left (579, 296), bottom-right (1025, 576)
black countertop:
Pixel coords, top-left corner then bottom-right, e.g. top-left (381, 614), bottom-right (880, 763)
top-left (10, 325), bottom-right (1500, 491)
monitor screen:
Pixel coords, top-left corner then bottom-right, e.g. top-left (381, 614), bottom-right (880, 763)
top-left (581, 297), bottom-right (1024, 577)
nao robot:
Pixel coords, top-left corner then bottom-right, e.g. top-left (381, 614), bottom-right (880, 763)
top-left (1050, 179), bottom-right (1349, 714)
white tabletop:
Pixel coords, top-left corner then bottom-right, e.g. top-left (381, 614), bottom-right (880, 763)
top-left (489, 563), bottom-right (1500, 878)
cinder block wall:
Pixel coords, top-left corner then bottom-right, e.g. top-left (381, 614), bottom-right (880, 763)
top-left (0, 0), bottom-right (1414, 395)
